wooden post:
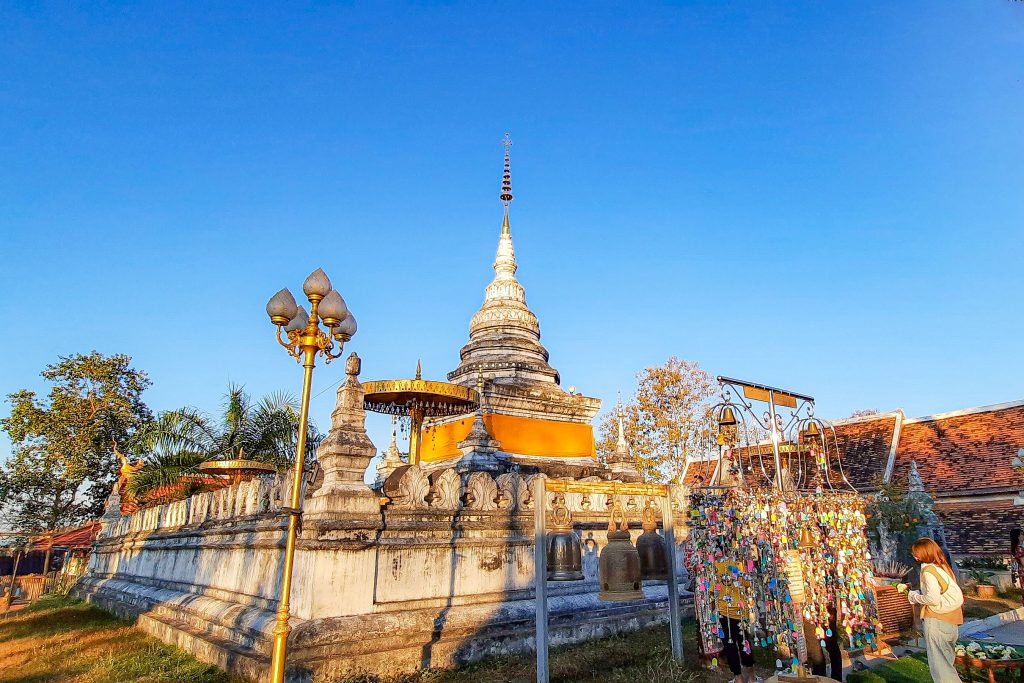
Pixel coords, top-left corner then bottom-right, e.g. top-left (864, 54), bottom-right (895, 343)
top-left (663, 486), bottom-right (683, 661)
top-left (533, 476), bottom-right (549, 683)
top-left (42, 546), bottom-right (53, 593)
top-left (4, 550), bottom-right (22, 613)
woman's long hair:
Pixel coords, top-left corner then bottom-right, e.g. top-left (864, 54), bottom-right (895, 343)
top-left (911, 537), bottom-right (954, 575)
top-left (1012, 529), bottom-right (1022, 555)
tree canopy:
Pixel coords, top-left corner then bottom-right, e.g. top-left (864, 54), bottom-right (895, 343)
top-left (0, 352), bottom-right (153, 531)
top-left (126, 384), bottom-right (322, 501)
top-left (597, 356), bottom-right (716, 482)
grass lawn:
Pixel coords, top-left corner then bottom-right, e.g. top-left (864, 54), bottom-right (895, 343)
top-left (0, 595), bottom-right (777, 683)
top-left (342, 622), bottom-right (775, 683)
top-left (963, 588), bottom-right (1023, 620)
top-left (865, 653), bottom-right (933, 682)
top-left (0, 594), bottom-right (241, 683)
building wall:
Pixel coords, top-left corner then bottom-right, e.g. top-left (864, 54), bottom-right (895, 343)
top-left (75, 467), bottom-right (691, 681)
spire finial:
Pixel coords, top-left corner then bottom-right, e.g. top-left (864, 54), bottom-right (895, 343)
top-left (415, 359), bottom-right (422, 380)
top-left (500, 133), bottom-right (513, 234)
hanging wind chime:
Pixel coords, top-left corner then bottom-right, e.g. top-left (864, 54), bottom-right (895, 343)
top-left (683, 377), bottom-right (881, 677)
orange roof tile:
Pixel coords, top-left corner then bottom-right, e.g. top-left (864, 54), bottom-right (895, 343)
top-left (892, 402), bottom-right (1024, 496)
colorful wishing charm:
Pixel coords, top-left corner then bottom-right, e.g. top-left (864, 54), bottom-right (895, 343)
top-left (684, 487), bottom-right (881, 674)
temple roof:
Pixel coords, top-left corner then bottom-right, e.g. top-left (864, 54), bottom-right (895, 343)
top-left (34, 521), bottom-right (101, 550)
top-left (682, 400), bottom-right (1024, 497)
top-left (891, 400), bottom-right (1024, 496)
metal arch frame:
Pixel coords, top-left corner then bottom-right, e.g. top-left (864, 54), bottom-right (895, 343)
top-left (714, 377), bottom-right (809, 490)
top-left (702, 377), bottom-right (858, 495)
top-left (704, 396), bottom-right (759, 487)
top-left (532, 478), bottom-right (683, 683)
top-left (714, 376), bottom-right (845, 492)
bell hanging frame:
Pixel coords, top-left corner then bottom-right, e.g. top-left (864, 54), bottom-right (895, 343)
top-left (696, 377), bottom-right (858, 494)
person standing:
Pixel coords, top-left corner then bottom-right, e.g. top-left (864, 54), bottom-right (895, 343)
top-left (804, 602), bottom-right (843, 681)
top-left (714, 559), bottom-right (757, 683)
top-left (898, 538), bottom-right (964, 683)
top-left (1011, 529), bottom-right (1024, 589)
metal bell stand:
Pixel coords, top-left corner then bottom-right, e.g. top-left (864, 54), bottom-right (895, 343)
top-left (532, 477), bottom-right (685, 683)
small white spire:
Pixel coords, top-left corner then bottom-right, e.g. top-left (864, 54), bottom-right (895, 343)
top-left (617, 392), bottom-right (627, 452)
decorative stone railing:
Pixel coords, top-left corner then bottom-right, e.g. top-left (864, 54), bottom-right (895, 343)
top-left (383, 464), bottom-right (690, 519)
top-left (99, 474), bottom-right (291, 539)
top-left (99, 465), bottom-right (689, 540)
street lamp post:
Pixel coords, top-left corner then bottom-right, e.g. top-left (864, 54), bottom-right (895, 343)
top-left (265, 268), bottom-right (356, 683)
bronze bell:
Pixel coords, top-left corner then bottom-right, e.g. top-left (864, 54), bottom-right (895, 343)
top-left (718, 405), bottom-right (737, 428)
top-left (547, 498), bottom-right (583, 581)
top-left (798, 526), bottom-right (816, 549)
top-left (802, 420), bottom-right (821, 443)
top-left (635, 502), bottom-right (669, 581)
top-left (598, 502), bottom-right (645, 601)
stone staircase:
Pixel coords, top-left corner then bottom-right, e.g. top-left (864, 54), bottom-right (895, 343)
top-left (74, 575), bottom-right (277, 680)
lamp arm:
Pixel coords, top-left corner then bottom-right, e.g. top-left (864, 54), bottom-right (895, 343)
top-left (322, 340), bottom-right (345, 362)
top-left (275, 326), bottom-right (302, 359)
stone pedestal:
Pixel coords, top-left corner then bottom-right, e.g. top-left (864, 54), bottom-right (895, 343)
top-left (453, 412), bottom-right (505, 472)
top-left (307, 352), bottom-right (379, 517)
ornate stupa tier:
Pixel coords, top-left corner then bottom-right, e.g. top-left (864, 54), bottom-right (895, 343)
top-left (448, 219), bottom-right (560, 386)
top-left (426, 135), bottom-right (604, 476)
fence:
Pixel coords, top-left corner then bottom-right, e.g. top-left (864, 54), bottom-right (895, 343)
top-left (1, 568), bottom-right (85, 603)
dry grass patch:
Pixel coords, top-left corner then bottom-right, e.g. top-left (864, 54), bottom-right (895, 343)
top-left (0, 594), bottom-right (240, 683)
top-left (964, 591), bottom-right (1023, 620)
top-left (343, 624), bottom-right (773, 683)
top-left (2, 596), bottom-right (777, 683)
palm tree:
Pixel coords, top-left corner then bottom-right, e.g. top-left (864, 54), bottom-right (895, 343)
top-left (126, 385), bottom-right (322, 501)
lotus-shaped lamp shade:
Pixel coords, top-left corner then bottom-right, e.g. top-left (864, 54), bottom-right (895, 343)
top-left (333, 313), bottom-right (357, 340)
top-left (303, 267), bottom-right (332, 298)
top-left (318, 290), bottom-right (349, 327)
top-left (266, 288), bottom-right (299, 325)
top-left (284, 305), bottom-right (309, 333)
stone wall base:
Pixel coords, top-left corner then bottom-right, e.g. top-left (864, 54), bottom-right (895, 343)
top-left (74, 576), bottom-right (692, 682)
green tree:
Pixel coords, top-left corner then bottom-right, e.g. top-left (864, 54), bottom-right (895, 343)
top-left (127, 385), bottom-right (321, 501)
top-left (597, 357), bottom-right (716, 482)
top-left (0, 352), bottom-right (153, 531)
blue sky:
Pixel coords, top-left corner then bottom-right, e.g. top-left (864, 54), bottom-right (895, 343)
top-left (1, 2), bottom-right (1022, 465)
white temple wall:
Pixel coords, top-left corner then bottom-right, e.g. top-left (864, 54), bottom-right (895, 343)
top-left (77, 467), bottom-right (692, 681)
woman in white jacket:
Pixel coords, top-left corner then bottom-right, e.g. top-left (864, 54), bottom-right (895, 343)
top-left (898, 538), bottom-right (964, 683)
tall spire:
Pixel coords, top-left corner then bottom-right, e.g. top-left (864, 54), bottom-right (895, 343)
top-left (447, 134), bottom-right (558, 387)
top-left (500, 132), bottom-right (513, 234)
top-left (492, 133), bottom-right (518, 281)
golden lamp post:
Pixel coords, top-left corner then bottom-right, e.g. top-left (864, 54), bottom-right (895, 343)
top-left (264, 267), bottom-right (356, 683)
